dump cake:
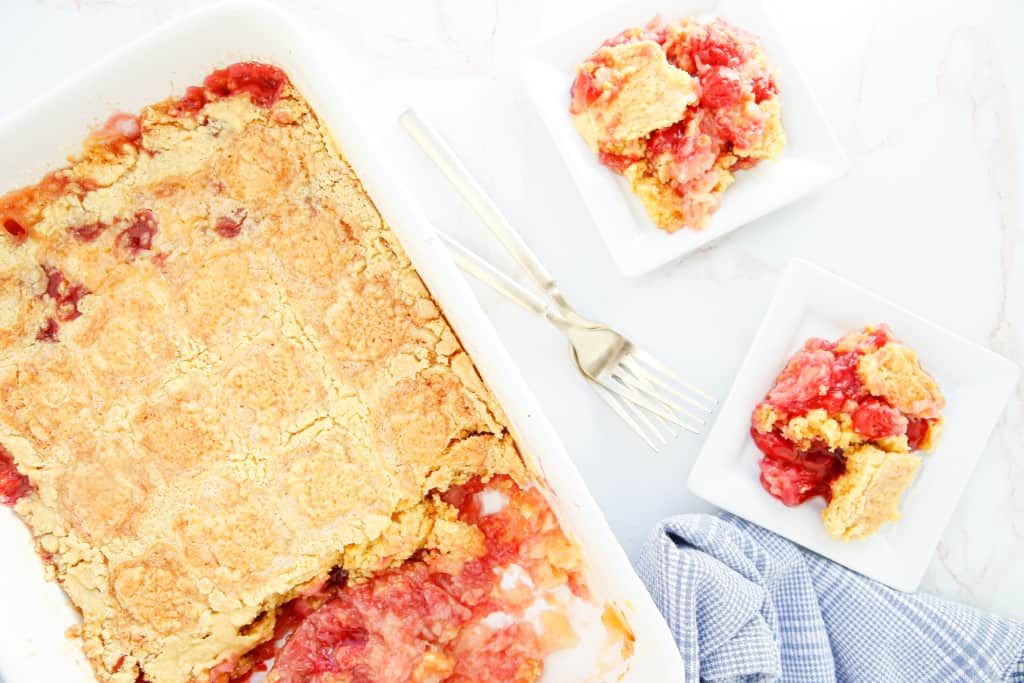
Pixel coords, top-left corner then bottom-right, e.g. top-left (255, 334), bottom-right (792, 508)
top-left (750, 325), bottom-right (944, 540)
top-left (569, 16), bottom-right (785, 232)
top-left (0, 62), bottom-right (629, 683)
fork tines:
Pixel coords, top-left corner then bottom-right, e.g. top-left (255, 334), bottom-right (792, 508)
top-left (597, 346), bottom-right (716, 451)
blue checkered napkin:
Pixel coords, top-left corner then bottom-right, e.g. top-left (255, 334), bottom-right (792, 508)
top-left (637, 513), bottom-right (1024, 683)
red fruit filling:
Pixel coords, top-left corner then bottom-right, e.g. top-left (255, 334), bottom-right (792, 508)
top-left (0, 444), bottom-right (32, 505)
top-left (570, 71), bottom-right (600, 115)
top-left (686, 20), bottom-right (751, 68)
top-left (263, 475), bottom-right (580, 683)
top-left (69, 221), bottom-right (108, 242)
top-left (36, 317), bottom-right (59, 343)
top-left (115, 210), bottom-right (158, 257)
top-left (41, 265), bottom-right (90, 323)
top-left (763, 342), bottom-right (863, 416)
top-left (167, 63), bottom-right (289, 119)
top-left (646, 112), bottom-right (722, 186)
top-left (87, 112), bottom-right (142, 150)
top-left (752, 429), bottom-right (844, 506)
top-left (851, 399), bottom-right (908, 440)
top-left (665, 19), bottom-right (778, 151)
top-left (906, 418), bottom-right (930, 451)
top-left (699, 65), bottom-right (745, 108)
top-left (4, 219), bottom-right (26, 240)
top-left (751, 73), bottom-right (777, 103)
top-left (174, 86), bottom-right (208, 116)
top-left (569, 53), bottom-right (615, 116)
top-left (597, 150), bottom-right (641, 173)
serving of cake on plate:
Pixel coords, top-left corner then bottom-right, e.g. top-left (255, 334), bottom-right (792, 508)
top-left (750, 325), bottom-right (945, 540)
top-left (569, 16), bottom-right (785, 232)
top-left (0, 62), bottom-right (631, 683)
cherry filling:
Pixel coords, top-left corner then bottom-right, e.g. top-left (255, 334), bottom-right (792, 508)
top-left (699, 65), bottom-right (745, 108)
top-left (851, 399), bottom-right (908, 440)
top-left (203, 63), bottom-right (288, 108)
top-left (214, 209), bottom-right (247, 238)
top-left (751, 73), bottom-right (777, 103)
top-left (167, 63), bottom-right (288, 120)
top-left (752, 429), bottom-right (845, 506)
top-left (569, 59), bottom-right (611, 116)
top-left (69, 220), bottom-right (108, 242)
top-left (676, 20), bottom-right (778, 149)
top-left (40, 265), bottom-right (90, 322)
top-left (0, 444), bottom-right (32, 505)
top-left (262, 476), bottom-right (580, 683)
top-left (906, 418), bottom-right (930, 451)
top-left (686, 20), bottom-right (751, 69)
top-left (36, 317), bottom-right (59, 343)
top-left (115, 210), bottom-right (158, 257)
top-left (3, 219), bottom-right (26, 240)
top-left (645, 112), bottom-right (723, 188)
top-left (174, 86), bottom-right (208, 116)
top-left (761, 341), bottom-right (865, 416)
top-left (597, 150), bottom-right (641, 173)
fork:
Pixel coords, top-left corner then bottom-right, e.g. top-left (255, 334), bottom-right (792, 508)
top-left (400, 107), bottom-right (716, 450)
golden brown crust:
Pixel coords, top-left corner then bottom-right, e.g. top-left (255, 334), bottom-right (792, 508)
top-left (0, 78), bottom-right (528, 683)
top-left (822, 445), bottom-right (921, 540)
top-left (857, 342), bottom-right (945, 419)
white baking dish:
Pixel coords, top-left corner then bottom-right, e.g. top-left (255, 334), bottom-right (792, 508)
top-left (0, 2), bottom-right (685, 681)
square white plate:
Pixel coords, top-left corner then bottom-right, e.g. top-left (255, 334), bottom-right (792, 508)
top-left (520, 0), bottom-right (849, 276)
top-left (688, 258), bottom-right (1019, 592)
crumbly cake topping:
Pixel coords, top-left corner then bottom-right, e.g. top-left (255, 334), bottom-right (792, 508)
top-left (821, 445), bottom-right (921, 541)
top-left (857, 342), bottom-right (944, 419)
top-left (265, 475), bottom-right (589, 683)
top-left (570, 16), bottom-right (785, 232)
top-left (571, 40), bottom-right (697, 153)
top-left (0, 64), bottom-right (531, 683)
top-left (750, 325), bottom-right (945, 540)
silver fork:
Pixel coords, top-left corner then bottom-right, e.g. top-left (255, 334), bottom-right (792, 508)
top-left (400, 107), bottom-right (716, 450)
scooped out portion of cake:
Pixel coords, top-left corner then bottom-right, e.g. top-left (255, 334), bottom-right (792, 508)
top-left (821, 445), bottom-right (922, 541)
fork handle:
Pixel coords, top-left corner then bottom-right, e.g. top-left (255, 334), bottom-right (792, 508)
top-left (435, 229), bottom-right (569, 328)
top-left (400, 107), bottom-right (575, 317)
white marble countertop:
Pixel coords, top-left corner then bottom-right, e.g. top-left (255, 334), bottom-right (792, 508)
top-left (3, 0), bottom-right (1020, 622)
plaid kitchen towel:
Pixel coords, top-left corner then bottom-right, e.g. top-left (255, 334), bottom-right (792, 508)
top-left (638, 513), bottom-right (1024, 683)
